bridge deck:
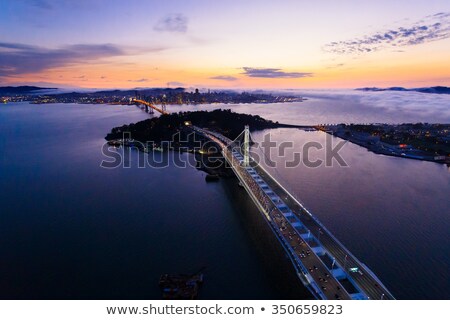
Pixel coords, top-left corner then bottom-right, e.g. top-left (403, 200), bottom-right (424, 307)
top-left (249, 159), bottom-right (394, 300)
top-left (194, 126), bottom-right (394, 300)
top-left (224, 148), bottom-right (350, 300)
top-left (132, 98), bottom-right (169, 115)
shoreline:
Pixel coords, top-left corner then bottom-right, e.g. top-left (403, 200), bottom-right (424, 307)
top-left (317, 126), bottom-right (450, 165)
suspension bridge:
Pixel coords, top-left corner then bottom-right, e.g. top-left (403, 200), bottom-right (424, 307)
top-left (193, 125), bottom-right (395, 300)
top-left (123, 98), bottom-right (395, 299)
top-left (131, 93), bottom-right (169, 115)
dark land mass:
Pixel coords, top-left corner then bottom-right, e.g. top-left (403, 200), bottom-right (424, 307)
top-left (0, 86), bottom-right (56, 95)
top-left (356, 86), bottom-right (450, 94)
top-left (105, 109), bottom-right (307, 144)
top-left (105, 109), bottom-right (309, 178)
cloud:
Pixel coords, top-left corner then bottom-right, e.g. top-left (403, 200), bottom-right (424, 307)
top-left (275, 89), bottom-right (450, 124)
top-left (0, 42), bottom-right (124, 76)
top-left (167, 81), bottom-right (184, 87)
top-left (242, 67), bottom-right (313, 78)
top-left (209, 75), bottom-right (238, 81)
top-left (0, 42), bottom-right (167, 77)
top-left (356, 90), bottom-right (450, 123)
top-left (154, 14), bottom-right (188, 33)
top-left (128, 78), bottom-right (149, 82)
top-left (324, 12), bottom-right (450, 55)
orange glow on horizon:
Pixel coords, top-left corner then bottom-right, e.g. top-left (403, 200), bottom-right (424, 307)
top-left (6, 59), bottom-right (449, 90)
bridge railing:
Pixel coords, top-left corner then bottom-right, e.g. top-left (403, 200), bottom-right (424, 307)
top-left (198, 127), bottom-right (394, 299)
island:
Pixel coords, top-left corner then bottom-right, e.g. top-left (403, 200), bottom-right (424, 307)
top-left (105, 109), bottom-right (309, 180)
top-left (106, 109), bottom-right (306, 146)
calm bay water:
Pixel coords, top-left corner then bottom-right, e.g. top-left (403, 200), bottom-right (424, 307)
top-left (251, 129), bottom-right (450, 300)
top-left (0, 95), bottom-right (449, 299)
top-left (0, 102), bottom-right (306, 299)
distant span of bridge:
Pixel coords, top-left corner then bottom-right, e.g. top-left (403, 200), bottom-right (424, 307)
top-left (131, 95), bottom-right (169, 115)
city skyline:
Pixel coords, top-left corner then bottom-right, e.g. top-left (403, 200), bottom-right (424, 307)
top-left (1, 0), bottom-right (449, 89)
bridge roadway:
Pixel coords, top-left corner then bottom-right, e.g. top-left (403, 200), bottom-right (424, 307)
top-left (250, 161), bottom-right (394, 300)
top-left (132, 98), bottom-right (169, 115)
top-left (194, 126), bottom-right (395, 300)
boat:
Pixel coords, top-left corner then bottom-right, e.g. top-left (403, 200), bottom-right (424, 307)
top-left (159, 273), bottom-right (204, 299)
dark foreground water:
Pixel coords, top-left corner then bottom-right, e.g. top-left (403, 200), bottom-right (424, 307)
top-left (0, 99), bottom-right (449, 299)
top-left (0, 102), bottom-right (307, 299)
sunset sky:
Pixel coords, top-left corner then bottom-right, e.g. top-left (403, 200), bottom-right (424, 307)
top-left (1, 0), bottom-right (449, 89)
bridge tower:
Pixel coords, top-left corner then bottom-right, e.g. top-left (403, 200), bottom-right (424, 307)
top-left (161, 94), bottom-right (167, 113)
top-left (144, 98), bottom-right (149, 113)
top-left (243, 125), bottom-right (250, 166)
top-left (151, 97), bottom-right (155, 114)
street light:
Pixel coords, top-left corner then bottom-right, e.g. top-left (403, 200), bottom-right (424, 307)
top-left (331, 258), bottom-right (336, 270)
